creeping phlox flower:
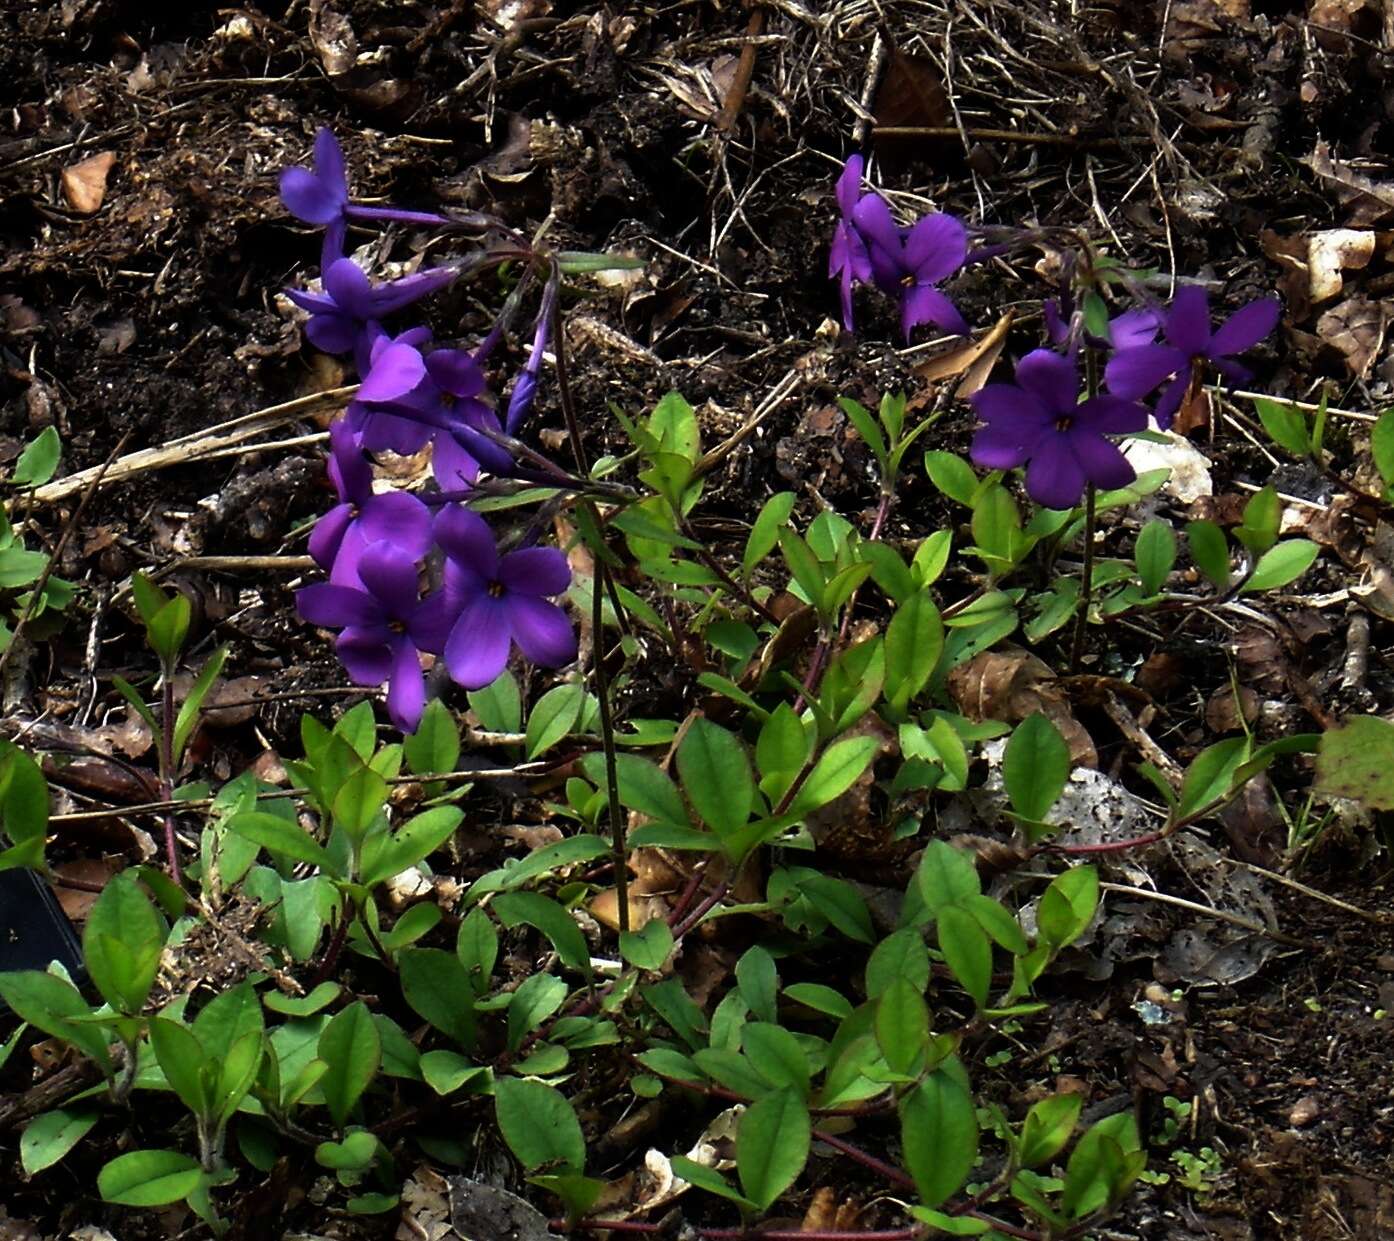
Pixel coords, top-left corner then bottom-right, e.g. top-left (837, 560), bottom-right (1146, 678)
top-left (282, 129), bottom-right (578, 732)
top-left (969, 350), bottom-right (1149, 510)
top-left (1043, 298), bottom-right (1161, 353)
top-left (1104, 286), bottom-right (1280, 429)
top-left (828, 155), bottom-right (969, 339)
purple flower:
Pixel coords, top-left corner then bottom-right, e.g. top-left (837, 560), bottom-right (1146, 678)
top-left (297, 542), bottom-right (452, 732)
top-left (970, 350), bottom-right (1149, 510)
top-left (849, 194), bottom-right (969, 338)
top-left (285, 257), bottom-right (459, 355)
top-left (1104, 287), bottom-right (1281, 429)
top-left (280, 128), bottom-right (449, 232)
top-left (418, 506), bottom-right (576, 690)
top-left (1043, 299), bottom-right (1161, 352)
top-left (310, 420), bottom-right (433, 584)
top-left (503, 277), bottom-right (557, 434)
top-left (829, 155), bottom-right (873, 331)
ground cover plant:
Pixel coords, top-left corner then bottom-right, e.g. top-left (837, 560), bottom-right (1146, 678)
top-left (2, 3), bottom-right (1394, 1240)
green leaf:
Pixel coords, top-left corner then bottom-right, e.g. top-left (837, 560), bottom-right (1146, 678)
top-left (12, 427), bottom-right (61, 488)
top-left (149, 1018), bottom-right (210, 1116)
top-left (315, 1128), bottom-right (381, 1171)
top-left (359, 805), bottom-right (463, 887)
top-left (332, 765), bottom-right (388, 839)
top-left (229, 811), bottom-right (333, 871)
top-left (924, 451), bottom-right (980, 506)
top-left (380, 901), bottom-right (442, 951)
top-left (1315, 715), bottom-right (1394, 809)
top-left (676, 718), bottom-right (754, 838)
top-left (1177, 737), bottom-right (1250, 819)
top-left (756, 703), bottom-right (813, 800)
top-left (555, 249), bottom-right (645, 274)
top-left (907, 1207), bottom-right (990, 1235)
top-left (1002, 713), bottom-right (1071, 823)
top-left (778, 528), bottom-right (827, 607)
top-left (737, 1088), bottom-right (810, 1211)
top-left (457, 907), bottom-right (499, 993)
top-left (883, 592), bottom-right (944, 716)
top-left (21, 1107), bottom-right (98, 1174)
top-left (1134, 519), bottom-right (1176, 596)
top-left (493, 891), bottom-right (591, 976)
top-left (649, 391), bottom-right (701, 461)
top-left (467, 834), bottom-right (610, 899)
top-left (875, 978), bottom-right (929, 1075)
top-left (1037, 866), bottom-right (1099, 950)
top-left (1243, 539), bottom-right (1319, 593)
top-left (787, 735), bottom-right (878, 818)
top-left (938, 904), bottom-right (991, 1008)
top-left (0, 546), bottom-right (46, 588)
top-left (399, 948), bottom-right (476, 1046)
top-left (580, 751), bottom-right (688, 827)
top-left (744, 491), bottom-right (799, 580)
top-left (735, 946), bottom-right (779, 1024)
top-left (420, 1050), bottom-right (490, 1097)
top-left (318, 1001), bottom-right (381, 1128)
top-left (618, 918), bottom-right (674, 970)
top-left (1255, 396), bottom-right (1312, 459)
top-left (741, 1022), bottom-right (810, 1096)
top-left (915, 841), bottom-right (980, 916)
top-left (838, 398), bottom-right (888, 471)
top-left (404, 700), bottom-right (461, 776)
top-left (98, 1150), bottom-right (203, 1206)
top-left (1019, 1092), bottom-right (1083, 1169)
top-left (494, 1077), bottom-right (585, 1172)
top-left (1373, 408), bottom-right (1394, 489)
top-left (670, 1157), bottom-right (756, 1209)
top-left (900, 1072), bottom-right (979, 1207)
top-left (1186, 520), bottom-right (1231, 589)
top-left (0, 742), bottom-right (49, 845)
top-left (783, 983), bottom-right (852, 1020)
top-left (0, 971), bottom-right (110, 1072)
top-left (172, 646), bottom-right (229, 764)
top-left (1236, 486), bottom-right (1282, 556)
top-left (468, 671), bottom-right (522, 734)
top-left (83, 870), bottom-right (167, 1014)
top-left (506, 972), bottom-right (568, 1052)
top-left (866, 927), bottom-right (930, 998)
top-left (264, 982), bottom-right (342, 1017)
top-left (1062, 1113), bottom-right (1143, 1218)
top-left (526, 681), bottom-right (588, 758)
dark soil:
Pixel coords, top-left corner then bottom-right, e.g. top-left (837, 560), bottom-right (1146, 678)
top-left (3, 0), bottom-right (1394, 1238)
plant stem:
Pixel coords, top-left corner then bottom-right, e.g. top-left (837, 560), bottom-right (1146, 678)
top-left (159, 660), bottom-right (182, 885)
top-left (1068, 482), bottom-right (1097, 674)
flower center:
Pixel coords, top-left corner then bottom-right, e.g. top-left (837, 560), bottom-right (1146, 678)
top-left (900, 274), bottom-right (915, 288)
top-left (487, 581), bottom-right (505, 599)
top-left (388, 619), bottom-right (405, 634)
top-left (1055, 414), bottom-right (1074, 432)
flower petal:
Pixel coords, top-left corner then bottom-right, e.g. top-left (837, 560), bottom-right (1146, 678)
top-left (504, 371), bottom-right (538, 435)
top-left (305, 313), bottom-right (360, 355)
top-left (444, 594), bottom-right (513, 690)
top-left (313, 128), bottom-right (348, 204)
top-left (508, 596), bottom-right (578, 669)
top-left (970, 424), bottom-right (1034, 470)
top-left (359, 492), bottom-right (433, 559)
top-left (434, 505), bottom-right (501, 579)
top-left (1107, 307), bottom-right (1161, 351)
top-left (836, 155), bottom-right (864, 215)
top-left (1210, 297), bottom-right (1280, 357)
top-left (1070, 432), bottom-right (1136, 492)
top-left (1163, 285), bottom-right (1212, 354)
top-left (971, 384), bottom-right (1053, 430)
top-left (353, 407), bottom-right (434, 456)
top-left (500, 546), bottom-right (572, 598)
top-left (1076, 395), bottom-right (1150, 436)
top-left (849, 193), bottom-right (902, 259)
top-left (432, 432), bottom-right (480, 491)
top-left (323, 259), bottom-right (375, 319)
top-left (1023, 435), bottom-right (1087, 510)
top-left (358, 340), bottom-right (427, 403)
top-left (336, 627), bottom-right (394, 686)
top-left (1015, 349), bottom-right (1079, 414)
top-left (355, 541), bottom-right (421, 615)
top-left (1104, 345), bottom-right (1188, 399)
top-left (901, 284), bottom-right (969, 338)
top-left (369, 266), bottom-right (459, 318)
top-left (309, 503), bottom-right (354, 570)
top-left (408, 589), bottom-right (461, 654)
top-left (328, 419), bottom-right (372, 502)
top-left (386, 635), bottom-right (426, 733)
top-left (425, 348), bottom-right (485, 399)
top-left (904, 212), bottom-right (967, 285)
top-left (297, 583), bottom-right (382, 629)
top-left (1152, 371), bottom-right (1193, 431)
top-left (279, 167), bottom-right (340, 226)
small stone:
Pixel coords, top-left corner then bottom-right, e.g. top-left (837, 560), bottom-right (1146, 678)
top-left (1289, 1095), bottom-right (1321, 1127)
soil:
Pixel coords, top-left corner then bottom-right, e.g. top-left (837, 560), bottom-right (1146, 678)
top-left (2, 1), bottom-right (1394, 1238)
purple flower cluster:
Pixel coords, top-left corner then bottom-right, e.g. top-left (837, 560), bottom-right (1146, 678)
top-left (826, 156), bottom-right (1281, 510)
top-left (282, 130), bottom-right (577, 732)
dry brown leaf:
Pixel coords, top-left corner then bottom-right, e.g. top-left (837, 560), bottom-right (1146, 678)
top-left (1308, 229), bottom-right (1375, 302)
top-left (1316, 295), bottom-right (1387, 377)
top-left (308, 0), bottom-right (356, 75)
top-left (52, 858), bottom-right (116, 923)
top-left (61, 151), bottom-right (116, 213)
top-left (873, 49), bottom-right (950, 133)
top-left (947, 647), bottom-right (1097, 766)
top-left (913, 310), bottom-right (1014, 397)
top-left (1306, 141), bottom-right (1394, 226)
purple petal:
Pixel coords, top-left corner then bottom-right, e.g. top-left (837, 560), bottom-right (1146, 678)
top-left (408, 590), bottom-right (461, 654)
top-left (424, 348), bottom-right (485, 399)
top-left (836, 155), bottom-right (864, 216)
top-left (1070, 433), bottom-right (1136, 492)
top-left (385, 635), bottom-right (425, 733)
top-left (358, 492), bottom-right (433, 558)
top-left (358, 340), bottom-right (427, 403)
top-left (970, 424), bottom-right (1035, 470)
top-left (323, 259), bottom-right (375, 319)
top-left (1043, 299), bottom-right (1070, 345)
top-left (285, 287), bottom-right (336, 315)
top-left (1152, 371), bottom-right (1193, 431)
top-left (1076, 395), bottom-right (1150, 435)
top-left (433, 432), bottom-right (480, 491)
top-left (443, 557), bottom-right (490, 600)
top-left (1163, 286), bottom-right (1212, 355)
top-left (356, 542), bottom-right (421, 615)
top-left (901, 285), bottom-right (969, 338)
top-left (1212, 358), bottom-right (1252, 386)
top-left (434, 505), bottom-right (501, 579)
top-left (499, 546), bottom-right (572, 598)
top-left (313, 128), bottom-right (349, 202)
top-left (328, 527), bottom-right (370, 587)
top-left (1104, 345), bottom-right (1188, 400)
top-left (309, 503), bottom-right (354, 570)
top-left (444, 594), bottom-right (512, 690)
top-left (279, 167), bottom-right (340, 226)
top-left (507, 596), bottom-right (577, 669)
top-left (904, 213), bottom-right (967, 285)
top-left (1210, 297), bottom-right (1280, 358)
top-left (329, 420), bottom-right (372, 503)
top-left (370, 266), bottom-right (459, 318)
top-left (1107, 307), bottom-right (1161, 351)
top-left (297, 583), bottom-right (382, 629)
top-left (1015, 349), bottom-right (1079, 414)
top-left (971, 384), bottom-right (1053, 431)
top-left (337, 627), bottom-right (394, 686)
top-left (849, 193), bottom-right (902, 258)
top-left (504, 371), bottom-right (538, 435)
top-left (1023, 435), bottom-right (1087, 510)
top-left (305, 313), bottom-right (361, 355)
top-left (352, 407), bottom-right (435, 456)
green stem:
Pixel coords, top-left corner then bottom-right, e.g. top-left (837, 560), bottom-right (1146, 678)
top-left (1068, 483), bottom-right (1097, 673)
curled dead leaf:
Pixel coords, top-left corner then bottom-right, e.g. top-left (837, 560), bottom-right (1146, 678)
top-left (61, 151), bottom-right (116, 213)
top-left (1316, 295), bottom-right (1387, 378)
top-left (913, 310), bottom-right (1014, 398)
top-left (1308, 229), bottom-right (1375, 303)
top-left (947, 647), bottom-right (1097, 766)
